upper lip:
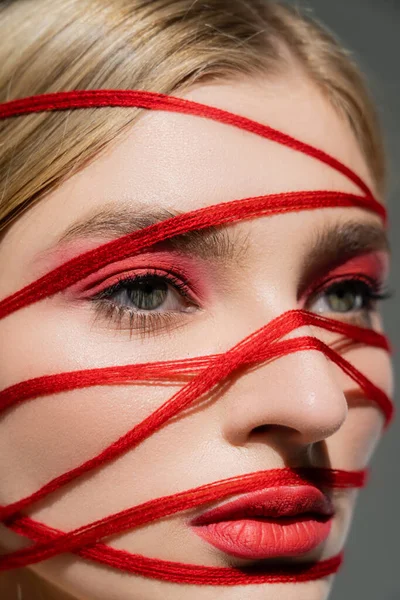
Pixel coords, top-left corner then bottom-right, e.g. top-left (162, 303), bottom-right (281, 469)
top-left (190, 485), bottom-right (334, 526)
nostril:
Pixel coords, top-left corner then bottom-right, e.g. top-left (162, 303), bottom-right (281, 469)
top-left (250, 423), bottom-right (300, 442)
top-left (251, 424), bottom-right (272, 436)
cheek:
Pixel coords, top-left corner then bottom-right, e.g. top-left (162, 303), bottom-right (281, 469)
top-left (0, 386), bottom-right (172, 503)
top-left (0, 306), bottom-right (184, 517)
top-left (0, 305), bottom-right (221, 535)
top-left (0, 292), bottom-right (215, 387)
top-left (325, 345), bottom-right (393, 470)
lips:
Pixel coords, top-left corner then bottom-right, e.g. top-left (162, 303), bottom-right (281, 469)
top-left (190, 485), bottom-right (334, 560)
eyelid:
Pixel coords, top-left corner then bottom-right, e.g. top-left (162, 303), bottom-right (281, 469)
top-left (299, 251), bottom-right (389, 303)
top-left (93, 269), bottom-right (204, 313)
top-left (305, 273), bottom-right (381, 304)
top-left (68, 251), bottom-right (210, 303)
top-left (94, 269), bottom-right (199, 305)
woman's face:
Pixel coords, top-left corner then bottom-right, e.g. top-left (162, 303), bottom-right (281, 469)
top-left (0, 73), bottom-right (393, 600)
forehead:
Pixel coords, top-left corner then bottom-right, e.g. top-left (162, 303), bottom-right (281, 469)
top-left (64, 74), bottom-right (373, 204)
top-left (1, 72), bottom-right (378, 283)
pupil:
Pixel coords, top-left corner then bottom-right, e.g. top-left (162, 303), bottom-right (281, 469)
top-left (128, 277), bottom-right (168, 310)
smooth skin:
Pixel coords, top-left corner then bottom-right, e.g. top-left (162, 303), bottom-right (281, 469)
top-left (0, 67), bottom-right (393, 600)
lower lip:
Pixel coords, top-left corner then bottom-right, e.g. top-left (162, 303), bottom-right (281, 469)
top-left (192, 516), bottom-right (332, 560)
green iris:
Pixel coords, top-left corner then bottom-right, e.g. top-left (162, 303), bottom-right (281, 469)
top-left (127, 277), bottom-right (168, 310)
top-left (325, 283), bottom-right (363, 313)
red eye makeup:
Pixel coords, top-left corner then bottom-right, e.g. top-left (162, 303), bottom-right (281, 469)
top-left (69, 250), bottom-right (210, 303)
top-left (301, 251), bottom-right (389, 301)
top-left (64, 250), bottom-right (210, 336)
top-left (301, 251), bottom-right (391, 329)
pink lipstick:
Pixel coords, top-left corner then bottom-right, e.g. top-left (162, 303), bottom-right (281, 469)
top-left (190, 485), bottom-right (334, 560)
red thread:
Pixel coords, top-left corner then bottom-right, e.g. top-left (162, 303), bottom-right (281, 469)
top-left (0, 191), bottom-right (386, 320)
top-left (0, 89), bottom-right (393, 586)
top-left (2, 468), bottom-right (366, 570)
top-left (0, 330), bottom-right (390, 527)
top-left (0, 90), bottom-right (378, 200)
top-left (6, 512), bottom-right (345, 584)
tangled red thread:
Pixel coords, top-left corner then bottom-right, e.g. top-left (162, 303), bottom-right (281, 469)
top-left (0, 89), bottom-right (393, 585)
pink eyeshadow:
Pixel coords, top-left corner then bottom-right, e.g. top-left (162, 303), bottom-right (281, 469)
top-left (67, 249), bottom-right (211, 302)
top-left (323, 251), bottom-right (388, 281)
top-left (34, 239), bottom-right (107, 278)
top-left (301, 251), bottom-right (389, 302)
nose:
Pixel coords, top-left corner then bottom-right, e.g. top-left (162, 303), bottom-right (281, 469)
top-left (220, 326), bottom-right (348, 449)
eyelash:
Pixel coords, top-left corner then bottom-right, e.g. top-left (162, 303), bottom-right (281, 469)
top-left (90, 268), bottom-right (200, 338)
top-left (305, 275), bottom-right (392, 327)
top-left (89, 269), bottom-right (392, 337)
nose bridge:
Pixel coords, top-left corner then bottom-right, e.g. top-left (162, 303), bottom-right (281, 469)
top-left (221, 322), bottom-right (349, 447)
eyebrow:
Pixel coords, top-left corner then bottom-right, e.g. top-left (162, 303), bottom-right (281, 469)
top-left (55, 204), bottom-right (249, 263)
top-left (51, 204), bottom-right (389, 279)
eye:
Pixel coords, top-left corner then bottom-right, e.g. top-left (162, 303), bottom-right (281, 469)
top-left (102, 274), bottom-right (192, 312)
top-left (90, 270), bottom-right (200, 335)
top-left (307, 278), bottom-right (390, 327)
top-left (310, 280), bottom-right (371, 313)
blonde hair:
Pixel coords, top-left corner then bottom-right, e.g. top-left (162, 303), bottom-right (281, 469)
top-left (0, 0), bottom-right (386, 232)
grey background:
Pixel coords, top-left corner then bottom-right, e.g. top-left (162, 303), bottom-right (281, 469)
top-left (285, 1), bottom-right (400, 598)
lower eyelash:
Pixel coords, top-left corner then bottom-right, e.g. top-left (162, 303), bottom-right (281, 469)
top-left (88, 267), bottom-right (201, 337)
top-left (91, 297), bottom-right (194, 339)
